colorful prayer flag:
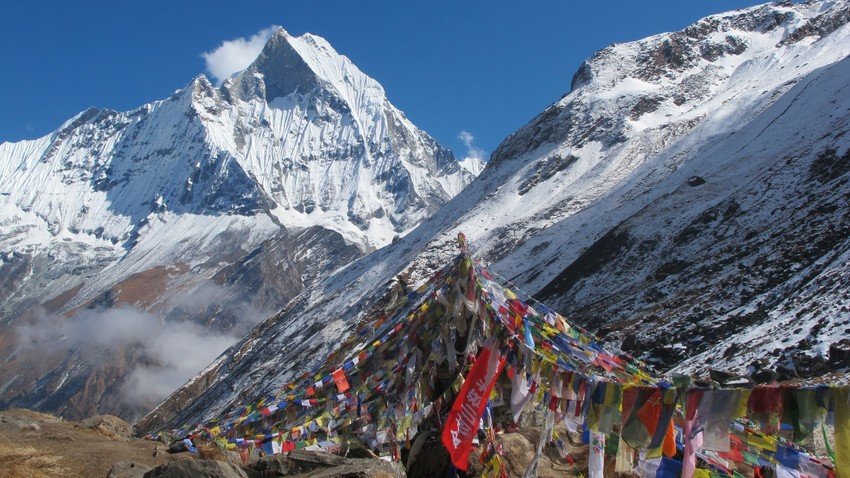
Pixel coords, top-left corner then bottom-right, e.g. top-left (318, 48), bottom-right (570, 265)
top-left (442, 340), bottom-right (505, 471)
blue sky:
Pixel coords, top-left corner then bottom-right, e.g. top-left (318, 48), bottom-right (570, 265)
top-left (1, 0), bottom-right (767, 160)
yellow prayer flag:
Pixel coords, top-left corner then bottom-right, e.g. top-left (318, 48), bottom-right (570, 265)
top-left (746, 433), bottom-right (776, 453)
top-left (481, 455), bottom-right (503, 478)
top-left (835, 387), bottom-right (850, 478)
top-left (735, 390), bottom-right (751, 419)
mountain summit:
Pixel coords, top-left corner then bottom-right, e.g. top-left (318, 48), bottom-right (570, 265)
top-left (0, 29), bottom-right (478, 420)
top-left (217, 27), bottom-right (475, 242)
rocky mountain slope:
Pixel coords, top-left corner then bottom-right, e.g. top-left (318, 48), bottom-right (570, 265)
top-left (0, 28), bottom-right (478, 421)
top-left (145, 0), bottom-right (850, 433)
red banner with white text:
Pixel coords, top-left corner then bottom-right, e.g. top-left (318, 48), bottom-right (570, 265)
top-left (442, 340), bottom-right (506, 470)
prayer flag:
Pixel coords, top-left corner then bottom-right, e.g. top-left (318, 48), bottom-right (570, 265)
top-left (523, 321), bottom-right (535, 349)
top-left (442, 340), bottom-right (505, 471)
top-left (683, 390), bottom-right (704, 478)
top-left (588, 430), bottom-right (605, 478)
top-left (510, 370), bottom-right (534, 423)
top-left (332, 369), bottom-right (351, 393)
top-left (835, 387), bottom-right (850, 478)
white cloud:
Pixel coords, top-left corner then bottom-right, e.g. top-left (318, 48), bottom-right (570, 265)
top-left (201, 26), bottom-right (280, 85)
top-left (457, 131), bottom-right (487, 175)
top-left (16, 306), bottom-right (240, 410)
top-left (14, 281), bottom-right (270, 417)
top-left (118, 319), bottom-right (237, 407)
top-left (458, 130), bottom-right (485, 161)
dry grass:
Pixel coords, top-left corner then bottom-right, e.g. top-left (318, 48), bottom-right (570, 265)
top-left (0, 409), bottom-right (188, 477)
top-left (197, 443), bottom-right (229, 462)
top-left (0, 440), bottom-right (68, 478)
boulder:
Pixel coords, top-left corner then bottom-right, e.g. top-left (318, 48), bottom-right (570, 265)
top-left (496, 429), bottom-right (584, 478)
top-left (143, 459), bottom-right (248, 478)
top-left (168, 438), bottom-right (198, 454)
top-left (828, 339), bottom-right (850, 367)
top-left (242, 451), bottom-right (404, 478)
top-left (0, 413), bottom-right (40, 433)
top-left (198, 442), bottom-right (244, 468)
top-left (300, 459), bottom-right (405, 478)
top-left (243, 455), bottom-right (293, 477)
top-left (687, 176), bottom-right (706, 186)
top-left (751, 368), bottom-right (778, 384)
top-left (405, 434), bottom-right (450, 478)
top-left (107, 460), bottom-right (153, 478)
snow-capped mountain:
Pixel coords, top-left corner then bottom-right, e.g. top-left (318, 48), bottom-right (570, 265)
top-left (144, 0), bottom-right (850, 432)
top-left (0, 28), bottom-right (478, 420)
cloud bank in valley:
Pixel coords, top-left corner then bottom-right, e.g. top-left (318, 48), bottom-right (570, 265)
top-left (14, 279), bottom-right (271, 417)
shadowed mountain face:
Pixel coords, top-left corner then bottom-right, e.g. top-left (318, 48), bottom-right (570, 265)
top-left (144, 0), bottom-right (850, 433)
top-left (0, 28), bottom-right (479, 421)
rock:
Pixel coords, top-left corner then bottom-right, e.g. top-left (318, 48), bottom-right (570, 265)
top-left (749, 358), bottom-right (769, 370)
top-left (243, 455), bottom-right (292, 477)
top-left (242, 452), bottom-right (404, 478)
top-left (497, 432), bottom-right (535, 468)
top-left (776, 364), bottom-right (799, 380)
top-left (0, 408), bottom-right (58, 434)
top-left (301, 459), bottom-right (405, 478)
top-left (792, 352), bottom-right (829, 377)
top-left (248, 450), bottom-right (349, 475)
top-left (405, 433), bottom-right (450, 478)
top-left (708, 368), bottom-right (752, 386)
top-left (107, 460), bottom-right (153, 478)
top-left (198, 443), bottom-right (244, 468)
top-left (687, 176), bottom-right (706, 186)
top-left (157, 432), bottom-right (176, 445)
top-left (828, 339), bottom-right (850, 367)
top-left (143, 459), bottom-right (248, 478)
top-left (751, 368), bottom-right (778, 384)
top-left (80, 414), bottom-right (135, 440)
top-left (749, 358), bottom-right (777, 383)
top-left (497, 429), bottom-right (584, 478)
top-left (168, 438), bottom-right (198, 454)
top-left (0, 414), bottom-right (41, 432)
top-left (286, 450), bottom-right (348, 468)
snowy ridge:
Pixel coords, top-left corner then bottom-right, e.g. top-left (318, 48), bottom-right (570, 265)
top-left (147, 0), bottom-right (850, 432)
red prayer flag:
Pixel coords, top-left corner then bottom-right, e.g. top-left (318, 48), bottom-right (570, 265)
top-left (441, 340), bottom-right (505, 471)
top-left (332, 369), bottom-right (350, 393)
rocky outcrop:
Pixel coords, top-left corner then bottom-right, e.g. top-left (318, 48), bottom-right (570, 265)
top-left (107, 461), bottom-right (153, 478)
top-left (144, 459), bottom-right (248, 478)
top-left (80, 415), bottom-right (135, 441)
top-left (243, 451), bottom-right (404, 478)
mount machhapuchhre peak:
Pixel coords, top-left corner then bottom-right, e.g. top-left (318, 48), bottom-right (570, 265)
top-left (2, 0), bottom-right (850, 476)
top-left (0, 26), bottom-right (479, 422)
